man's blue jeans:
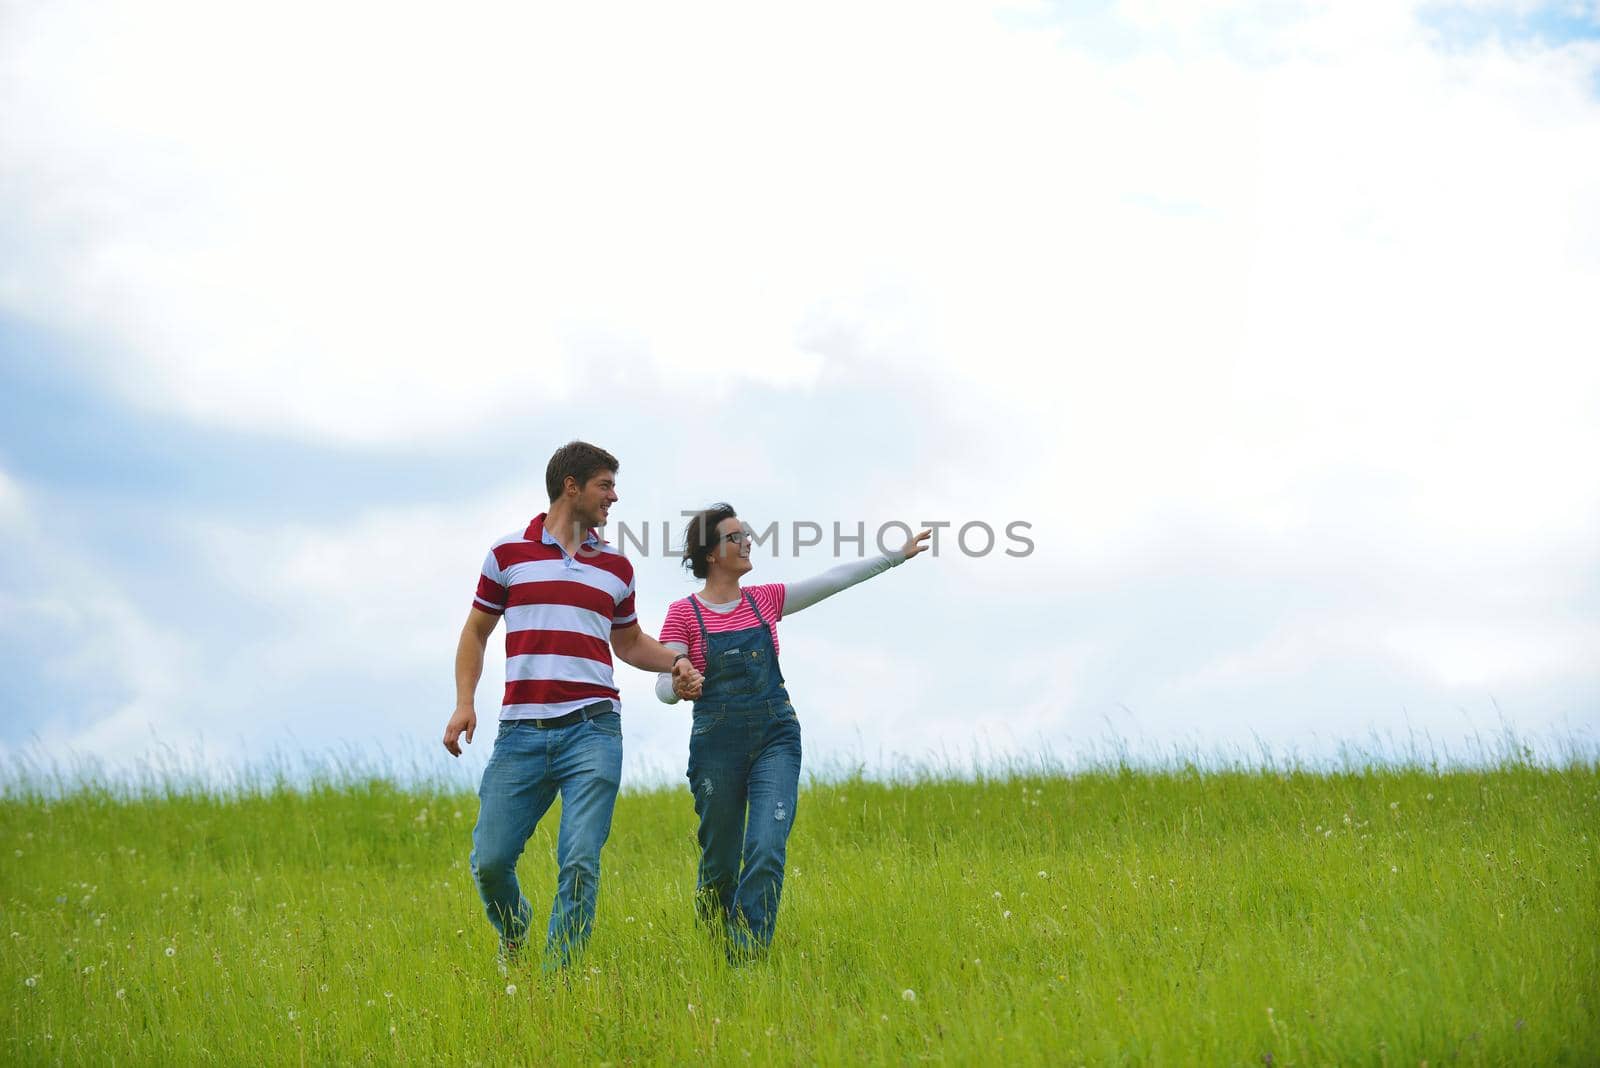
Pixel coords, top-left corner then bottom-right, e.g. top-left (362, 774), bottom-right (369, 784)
top-left (469, 708), bottom-right (622, 967)
top-left (687, 698), bottom-right (802, 956)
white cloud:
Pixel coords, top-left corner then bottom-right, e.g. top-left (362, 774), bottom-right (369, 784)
top-left (0, 465), bottom-right (211, 777)
top-left (2, 3), bottom-right (1596, 777)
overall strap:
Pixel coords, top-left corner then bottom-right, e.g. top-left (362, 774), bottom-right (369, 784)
top-left (687, 595), bottom-right (712, 645)
top-left (743, 589), bottom-right (772, 629)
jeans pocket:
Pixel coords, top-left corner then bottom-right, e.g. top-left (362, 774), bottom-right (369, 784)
top-left (588, 711), bottom-right (622, 737)
top-left (690, 712), bottom-right (723, 737)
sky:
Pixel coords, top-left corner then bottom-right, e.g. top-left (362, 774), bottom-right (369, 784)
top-left (2, 0), bottom-right (1597, 789)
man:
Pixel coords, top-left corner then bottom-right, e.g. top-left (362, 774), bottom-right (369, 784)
top-left (443, 440), bottom-right (701, 969)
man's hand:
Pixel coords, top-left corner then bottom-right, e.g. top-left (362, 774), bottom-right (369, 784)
top-left (672, 658), bottom-right (703, 700)
top-left (443, 704), bottom-right (477, 757)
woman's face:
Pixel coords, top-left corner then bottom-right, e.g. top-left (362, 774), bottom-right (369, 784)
top-left (708, 516), bottom-right (754, 578)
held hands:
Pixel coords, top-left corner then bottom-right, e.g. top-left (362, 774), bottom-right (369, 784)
top-left (671, 658), bottom-right (703, 701)
top-left (443, 705), bottom-right (476, 757)
top-left (903, 529), bottom-right (934, 559)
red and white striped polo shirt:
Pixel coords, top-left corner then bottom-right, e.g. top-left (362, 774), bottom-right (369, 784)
top-left (472, 513), bottom-right (638, 721)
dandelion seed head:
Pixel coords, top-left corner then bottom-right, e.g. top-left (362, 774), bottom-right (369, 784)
top-left (505, 984), bottom-right (516, 996)
top-left (164, 946), bottom-right (175, 957)
top-left (287, 1011), bottom-right (297, 1021)
top-left (116, 988), bottom-right (126, 999)
top-left (902, 988), bottom-right (916, 1002)
top-left (24, 976), bottom-right (37, 988)
top-left (1003, 909), bottom-right (1012, 919)
top-left (1037, 871), bottom-right (1048, 879)
top-left (1389, 801), bottom-right (1399, 810)
top-left (992, 891), bottom-right (1002, 899)
top-left (687, 1003), bottom-right (696, 1014)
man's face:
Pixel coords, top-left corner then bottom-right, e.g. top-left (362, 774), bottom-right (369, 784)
top-left (570, 470), bottom-right (618, 529)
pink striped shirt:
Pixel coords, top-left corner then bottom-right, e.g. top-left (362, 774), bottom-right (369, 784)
top-left (473, 513), bottom-right (637, 720)
top-left (658, 583), bottom-right (786, 673)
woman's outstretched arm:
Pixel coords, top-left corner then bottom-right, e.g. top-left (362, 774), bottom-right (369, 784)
top-left (783, 530), bottom-right (931, 617)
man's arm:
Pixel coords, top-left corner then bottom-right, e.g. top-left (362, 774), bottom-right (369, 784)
top-left (612, 623), bottom-right (702, 696)
top-left (443, 608), bottom-right (500, 756)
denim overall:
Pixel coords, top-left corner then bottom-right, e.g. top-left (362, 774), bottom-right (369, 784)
top-left (685, 591), bottom-right (802, 956)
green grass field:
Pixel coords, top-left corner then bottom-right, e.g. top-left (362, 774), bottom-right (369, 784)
top-left (4, 758), bottom-right (1597, 1065)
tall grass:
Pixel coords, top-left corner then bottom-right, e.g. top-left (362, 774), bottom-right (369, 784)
top-left (4, 754), bottom-right (1596, 1064)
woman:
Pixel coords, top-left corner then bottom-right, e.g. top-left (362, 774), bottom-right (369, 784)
top-left (656, 504), bottom-right (931, 959)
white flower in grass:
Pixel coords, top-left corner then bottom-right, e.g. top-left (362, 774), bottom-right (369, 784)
top-left (902, 988), bottom-right (916, 1002)
top-left (116, 988), bottom-right (126, 1000)
top-left (24, 976), bottom-right (37, 988)
top-left (319, 983), bottom-right (329, 993)
top-left (687, 1003), bottom-right (696, 1015)
top-left (1390, 801), bottom-right (1399, 811)
top-left (992, 891), bottom-right (1002, 899)
top-left (384, 991), bottom-right (393, 1000)
top-left (1003, 910), bottom-right (1012, 919)
top-left (1037, 871), bottom-right (1048, 879)
top-left (504, 984), bottom-right (516, 996)
top-left (1390, 866), bottom-right (1398, 874)
top-left (164, 947), bottom-right (175, 957)
top-left (287, 1011), bottom-right (297, 1022)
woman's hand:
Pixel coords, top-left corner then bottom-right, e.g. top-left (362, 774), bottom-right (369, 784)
top-left (902, 529), bottom-right (933, 559)
top-left (672, 658), bottom-right (703, 700)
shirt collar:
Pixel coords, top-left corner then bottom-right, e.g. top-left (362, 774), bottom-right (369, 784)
top-left (528, 512), bottom-right (600, 549)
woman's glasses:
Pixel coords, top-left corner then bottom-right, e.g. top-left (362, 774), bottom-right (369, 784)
top-left (720, 529), bottom-right (754, 547)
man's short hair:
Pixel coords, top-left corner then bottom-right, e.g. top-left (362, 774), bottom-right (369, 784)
top-left (545, 441), bottom-right (620, 502)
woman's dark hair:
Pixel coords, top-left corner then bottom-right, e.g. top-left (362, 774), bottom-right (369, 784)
top-left (681, 502), bottom-right (738, 580)
top-left (545, 441), bottom-right (620, 502)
